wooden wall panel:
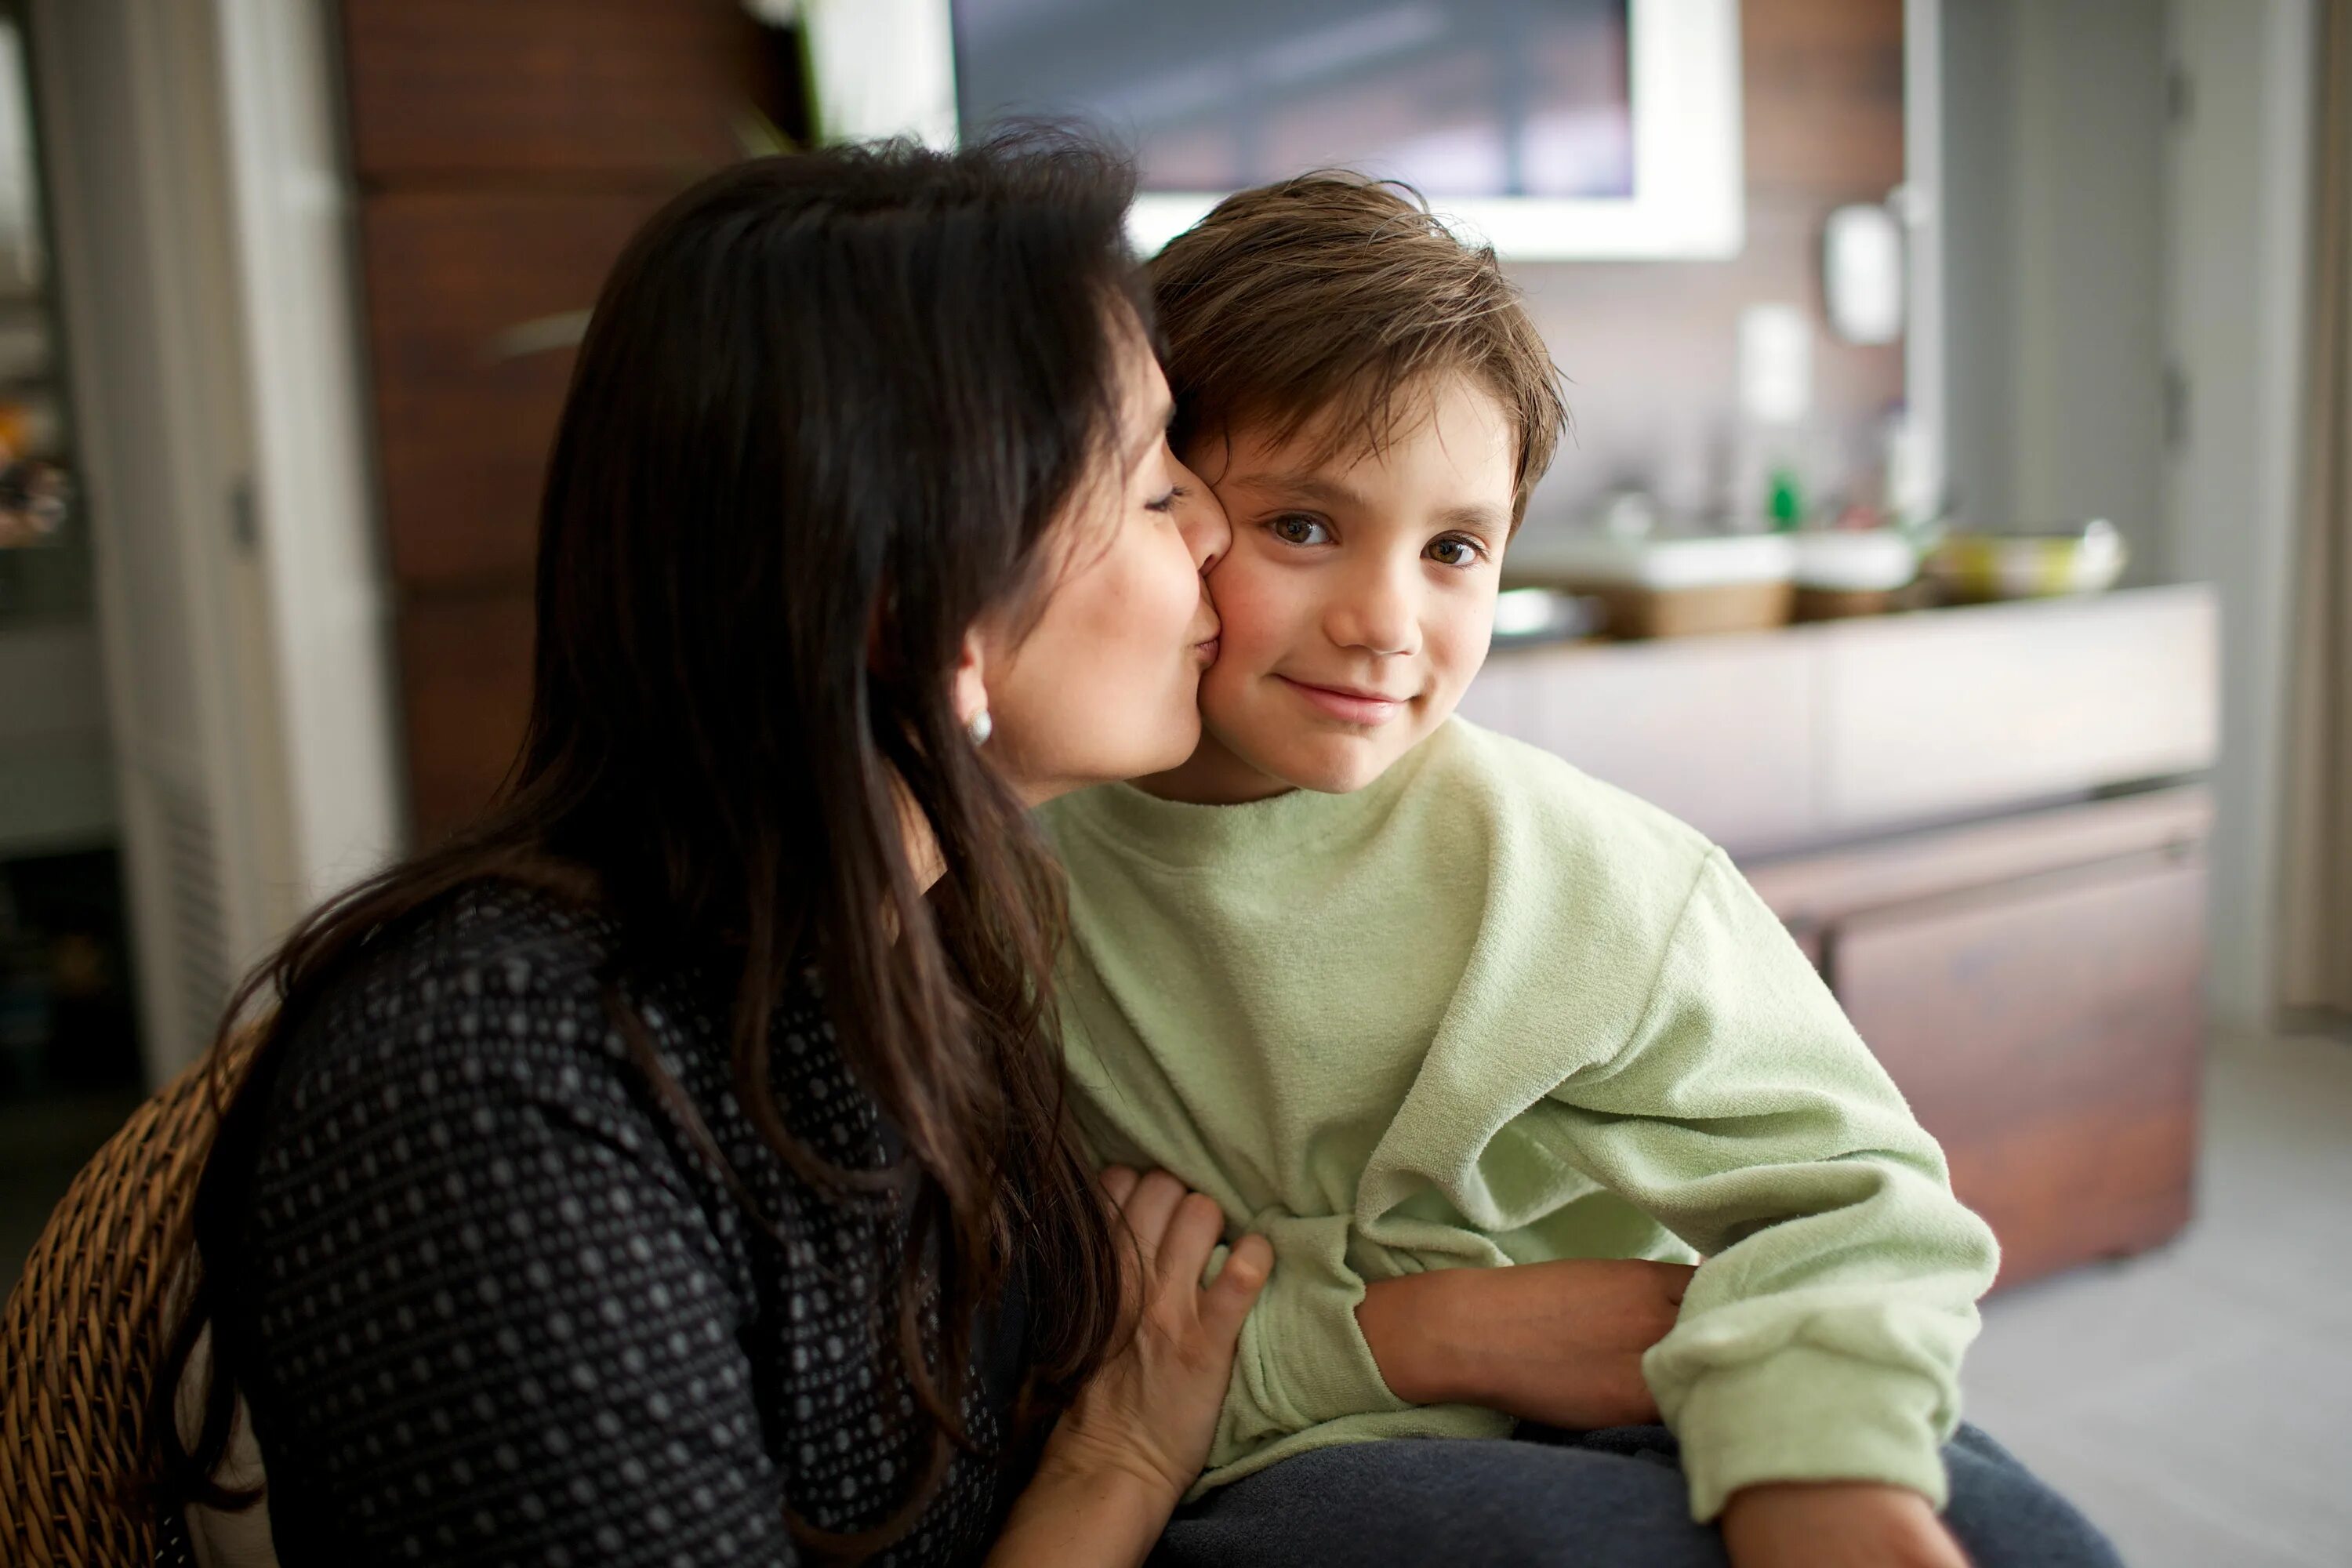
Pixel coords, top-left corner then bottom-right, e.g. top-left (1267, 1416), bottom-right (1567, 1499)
top-left (342, 0), bottom-right (783, 179)
top-left (1741, 0), bottom-right (1907, 197)
top-left (1830, 851), bottom-right (2206, 1290)
top-left (362, 187), bottom-right (676, 592)
top-left (340, 0), bottom-right (796, 839)
top-left (394, 595), bottom-right (535, 843)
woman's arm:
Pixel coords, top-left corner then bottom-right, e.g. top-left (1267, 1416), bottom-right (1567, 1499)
top-left (985, 1169), bottom-right (1270, 1568)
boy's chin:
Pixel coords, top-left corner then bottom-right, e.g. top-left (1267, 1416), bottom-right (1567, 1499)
top-left (1238, 732), bottom-right (1409, 796)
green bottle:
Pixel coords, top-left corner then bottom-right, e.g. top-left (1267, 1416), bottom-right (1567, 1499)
top-left (1767, 466), bottom-right (1804, 532)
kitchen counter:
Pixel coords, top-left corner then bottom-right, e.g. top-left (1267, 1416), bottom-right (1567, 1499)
top-left (1461, 583), bottom-right (2217, 858)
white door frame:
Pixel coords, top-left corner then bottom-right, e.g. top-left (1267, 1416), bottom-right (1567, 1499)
top-left (25, 0), bottom-right (401, 1080)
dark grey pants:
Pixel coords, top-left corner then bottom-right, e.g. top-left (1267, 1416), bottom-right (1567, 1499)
top-left (1152, 1423), bottom-right (2123, 1567)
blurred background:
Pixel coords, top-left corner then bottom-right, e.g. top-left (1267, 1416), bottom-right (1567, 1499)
top-left (0, 2), bottom-right (2345, 1562)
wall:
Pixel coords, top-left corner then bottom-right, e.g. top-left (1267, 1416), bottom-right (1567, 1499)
top-left (1512, 0), bottom-right (1908, 530)
top-left (1938, 0), bottom-right (2016, 533)
top-left (2163, 0), bottom-right (2316, 1030)
top-left (1941, 0), bottom-right (2169, 572)
top-left (1946, 0), bottom-right (2319, 1027)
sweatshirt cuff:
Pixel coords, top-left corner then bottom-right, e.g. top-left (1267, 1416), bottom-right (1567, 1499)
top-left (1666, 1343), bottom-right (1952, 1522)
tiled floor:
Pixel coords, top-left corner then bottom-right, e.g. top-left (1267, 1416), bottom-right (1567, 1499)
top-left (1962, 1027), bottom-right (2352, 1568)
top-left (3, 1029), bottom-right (2348, 1565)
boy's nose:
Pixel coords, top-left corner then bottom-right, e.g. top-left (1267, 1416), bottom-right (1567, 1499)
top-left (1330, 562), bottom-right (1417, 658)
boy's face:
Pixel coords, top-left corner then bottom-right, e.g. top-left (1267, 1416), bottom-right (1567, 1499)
top-left (1150, 375), bottom-right (1515, 803)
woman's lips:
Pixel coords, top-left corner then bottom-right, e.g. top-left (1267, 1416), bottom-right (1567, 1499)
top-left (1275, 673), bottom-right (1407, 725)
top-left (1192, 635), bottom-right (1221, 667)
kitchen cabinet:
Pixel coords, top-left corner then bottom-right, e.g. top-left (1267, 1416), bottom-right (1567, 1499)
top-left (1757, 792), bottom-right (2207, 1288)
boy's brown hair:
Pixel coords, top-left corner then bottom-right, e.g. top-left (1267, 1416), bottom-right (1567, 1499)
top-left (1150, 173), bottom-right (1570, 528)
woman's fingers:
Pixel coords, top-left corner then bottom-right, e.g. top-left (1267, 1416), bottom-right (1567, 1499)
top-left (1157, 1191), bottom-right (1229, 1285)
top-left (1156, 1192), bottom-right (1269, 1345)
top-left (1098, 1165), bottom-right (1141, 1208)
top-left (1198, 1232), bottom-right (1272, 1341)
top-left (1096, 1169), bottom-right (1270, 1340)
top-left (1116, 1168), bottom-right (1189, 1256)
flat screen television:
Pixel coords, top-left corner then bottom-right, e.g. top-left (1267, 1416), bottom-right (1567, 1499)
top-left (800, 0), bottom-right (1744, 260)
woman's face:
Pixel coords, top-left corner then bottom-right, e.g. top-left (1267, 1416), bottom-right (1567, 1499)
top-left (971, 331), bottom-right (1230, 805)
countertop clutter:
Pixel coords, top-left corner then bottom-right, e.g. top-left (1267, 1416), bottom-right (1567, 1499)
top-left (1497, 517), bottom-right (2129, 645)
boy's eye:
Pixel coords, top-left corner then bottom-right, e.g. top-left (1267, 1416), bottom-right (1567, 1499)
top-left (1427, 535), bottom-right (1486, 568)
top-left (1268, 515), bottom-right (1330, 546)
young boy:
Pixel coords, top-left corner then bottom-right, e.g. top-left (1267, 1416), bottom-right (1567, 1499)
top-left (1037, 178), bottom-right (2105, 1564)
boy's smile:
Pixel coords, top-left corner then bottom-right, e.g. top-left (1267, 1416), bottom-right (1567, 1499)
top-left (1138, 374), bottom-right (1519, 804)
top-left (1271, 673), bottom-right (1410, 726)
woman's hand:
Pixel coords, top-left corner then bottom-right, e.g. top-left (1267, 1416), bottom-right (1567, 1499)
top-left (1720, 1482), bottom-right (1972, 1568)
top-left (1355, 1257), bottom-right (1692, 1428)
top-left (986, 1168), bottom-right (1272, 1567)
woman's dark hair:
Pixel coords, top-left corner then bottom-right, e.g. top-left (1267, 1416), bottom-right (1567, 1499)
top-left (155, 133), bottom-right (1144, 1555)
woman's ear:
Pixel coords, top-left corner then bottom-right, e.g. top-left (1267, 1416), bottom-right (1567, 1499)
top-left (953, 630), bottom-right (989, 734)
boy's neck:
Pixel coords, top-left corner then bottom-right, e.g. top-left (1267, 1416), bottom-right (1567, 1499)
top-left (1134, 729), bottom-right (1298, 805)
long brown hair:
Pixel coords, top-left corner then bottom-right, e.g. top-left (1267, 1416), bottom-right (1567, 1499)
top-left (154, 134), bottom-right (1139, 1554)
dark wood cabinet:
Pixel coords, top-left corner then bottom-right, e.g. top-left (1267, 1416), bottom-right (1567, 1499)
top-left (1744, 789), bottom-right (2212, 1291)
top-left (1821, 837), bottom-right (2205, 1288)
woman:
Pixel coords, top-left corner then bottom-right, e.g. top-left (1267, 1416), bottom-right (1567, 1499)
top-left (158, 136), bottom-right (1266, 1566)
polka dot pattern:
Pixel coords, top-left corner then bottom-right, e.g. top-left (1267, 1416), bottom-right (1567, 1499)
top-left (230, 883), bottom-right (1033, 1565)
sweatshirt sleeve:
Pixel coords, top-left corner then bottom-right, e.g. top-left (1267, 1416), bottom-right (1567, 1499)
top-left (1546, 848), bottom-right (2000, 1522)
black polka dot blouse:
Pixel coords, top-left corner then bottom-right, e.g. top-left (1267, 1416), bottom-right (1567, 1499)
top-left (226, 881), bottom-right (1036, 1566)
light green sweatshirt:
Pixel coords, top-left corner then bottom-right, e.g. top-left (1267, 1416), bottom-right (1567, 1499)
top-left (1038, 717), bottom-right (1999, 1519)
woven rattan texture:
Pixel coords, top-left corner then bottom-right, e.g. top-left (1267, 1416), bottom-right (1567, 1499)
top-left (1, 1043), bottom-right (251, 1568)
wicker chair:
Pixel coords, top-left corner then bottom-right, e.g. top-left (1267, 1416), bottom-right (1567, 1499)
top-left (0, 1038), bottom-right (270, 1568)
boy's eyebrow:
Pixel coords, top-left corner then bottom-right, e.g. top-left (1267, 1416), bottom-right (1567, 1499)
top-left (1228, 471), bottom-right (1368, 510)
top-left (1436, 503), bottom-right (1509, 538)
top-left (1235, 471), bottom-right (1508, 535)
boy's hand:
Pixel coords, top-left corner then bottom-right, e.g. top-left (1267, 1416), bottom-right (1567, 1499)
top-left (1355, 1258), bottom-right (1692, 1427)
top-left (1720, 1483), bottom-right (1972, 1568)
